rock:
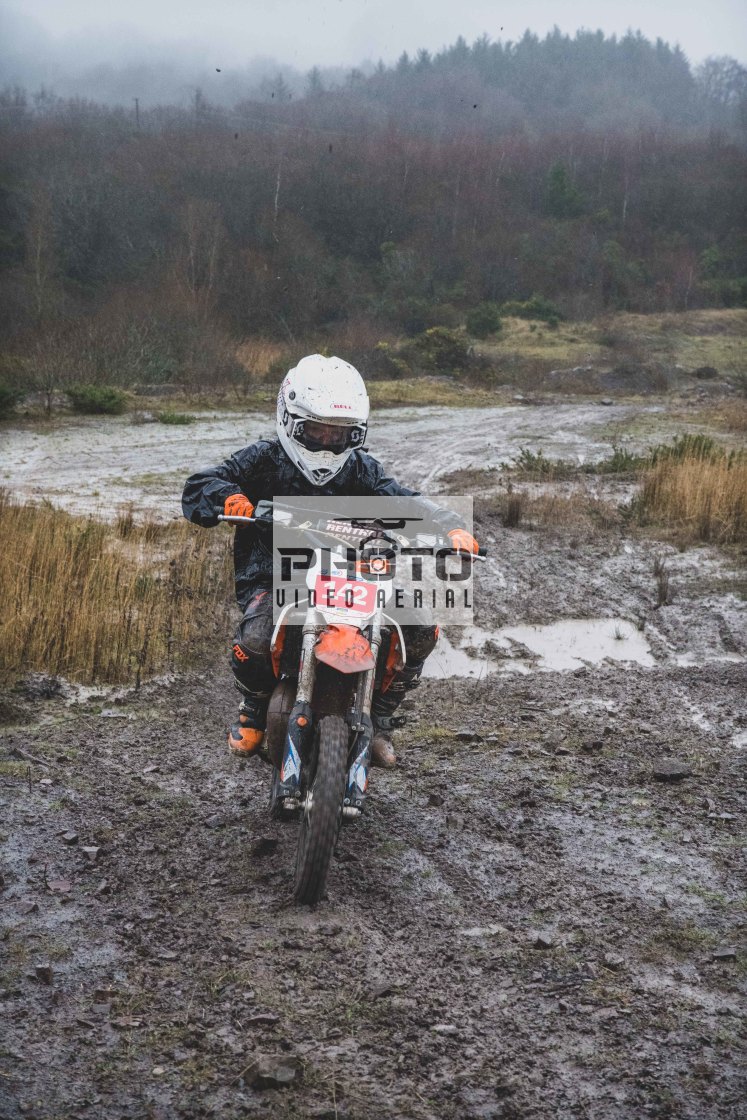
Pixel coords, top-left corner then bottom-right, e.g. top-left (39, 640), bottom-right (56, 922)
top-left (47, 879), bottom-right (72, 893)
top-left (600, 398), bottom-right (614, 406)
top-left (531, 931), bottom-right (554, 950)
top-left (35, 964), bottom-right (54, 985)
top-left (430, 1023), bottom-right (458, 1035)
top-left (370, 981), bottom-right (397, 999)
top-left (462, 924), bottom-right (506, 938)
top-left (204, 815), bottom-right (225, 830)
top-left (94, 987), bottom-right (118, 1001)
top-left (95, 880), bottom-right (111, 896)
top-left (581, 739), bottom-right (604, 752)
top-left (99, 709), bottom-right (128, 719)
top-left (151, 1066), bottom-right (166, 1077)
top-left (246, 1013), bottom-right (280, 1026)
top-left (712, 947), bottom-right (737, 962)
top-left (428, 792), bottom-right (445, 807)
top-left (62, 831), bottom-right (79, 845)
top-left (455, 729), bottom-right (478, 742)
top-left (554, 746), bottom-right (571, 756)
top-left (245, 1055), bottom-right (302, 1089)
top-left (602, 952), bottom-right (625, 971)
top-left (82, 846), bottom-right (100, 863)
top-left (251, 836), bottom-right (279, 856)
top-left (653, 758), bottom-right (692, 782)
top-left (20, 901), bottom-right (39, 915)
top-left (694, 366), bottom-right (718, 379)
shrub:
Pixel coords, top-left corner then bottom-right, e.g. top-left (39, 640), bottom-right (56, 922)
top-left (466, 302), bottom-right (503, 339)
top-left (157, 411), bottom-right (195, 425)
top-left (406, 327), bottom-right (469, 371)
top-left (594, 446), bottom-right (647, 474)
top-left (501, 294), bottom-right (565, 323)
top-left (508, 447), bottom-right (576, 478)
top-left (66, 384), bottom-right (129, 415)
top-left (649, 434), bottom-right (720, 465)
top-left (0, 382), bottom-right (24, 420)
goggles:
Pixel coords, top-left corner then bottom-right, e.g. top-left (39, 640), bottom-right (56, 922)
top-left (290, 417), bottom-right (367, 454)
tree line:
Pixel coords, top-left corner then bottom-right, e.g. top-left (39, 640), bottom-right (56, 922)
top-left (0, 29), bottom-right (745, 395)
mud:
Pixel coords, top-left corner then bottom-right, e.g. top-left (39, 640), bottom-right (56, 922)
top-left (1, 399), bottom-right (723, 518)
top-left (2, 486), bottom-right (746, 1119)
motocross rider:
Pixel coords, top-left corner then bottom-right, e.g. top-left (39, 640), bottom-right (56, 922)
top-left (182, 354), bottom-right (479, 768)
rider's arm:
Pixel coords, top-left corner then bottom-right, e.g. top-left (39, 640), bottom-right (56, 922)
top-left (354, 452), bottom-right (470, 539)
top-left (182, 442), bottom-right (269, 527)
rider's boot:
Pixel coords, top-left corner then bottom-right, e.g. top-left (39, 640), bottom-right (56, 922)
top-left (370, 661), bottom-right (425, 769)
top-left (228, 690), bottom-right (270, 757)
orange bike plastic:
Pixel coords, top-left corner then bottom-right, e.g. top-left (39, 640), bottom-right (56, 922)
top-left (315, 625), bottom-right (376, 674)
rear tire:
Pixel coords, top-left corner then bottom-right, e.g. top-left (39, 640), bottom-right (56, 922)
top-left (294, 715), bottom-right (348, 905)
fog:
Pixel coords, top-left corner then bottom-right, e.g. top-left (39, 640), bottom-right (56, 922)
top-left (1, 0), bottom-right (745, 106)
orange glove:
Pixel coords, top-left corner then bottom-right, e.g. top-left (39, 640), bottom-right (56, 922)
top-left (447, 528), bottom-right (479, 554)
top-left (223, 493), bottom-right (255, 518)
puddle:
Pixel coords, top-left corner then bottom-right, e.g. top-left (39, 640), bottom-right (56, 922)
top-left (424, 617), bottom-right (655, 677)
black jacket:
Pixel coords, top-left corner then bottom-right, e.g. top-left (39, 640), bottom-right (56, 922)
top-left (182, 437), bottom-right (461, 608)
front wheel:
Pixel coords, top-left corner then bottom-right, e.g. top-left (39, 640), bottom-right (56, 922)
top-left (294, 715), bottom-right (348, 905)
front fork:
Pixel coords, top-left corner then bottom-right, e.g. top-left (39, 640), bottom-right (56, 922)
top-left (274, 623), bottom-right (318, 808)
top-left (275, 617), bottom-right (382, 818)
top-left (343, 617), bottom-right (382, 817)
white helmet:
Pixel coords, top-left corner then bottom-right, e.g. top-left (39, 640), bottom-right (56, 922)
top-left (276, 354), bottom-right (369, 485)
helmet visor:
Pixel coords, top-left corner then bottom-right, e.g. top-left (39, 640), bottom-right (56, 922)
top-left (292, 418), bottom-right (366, 454)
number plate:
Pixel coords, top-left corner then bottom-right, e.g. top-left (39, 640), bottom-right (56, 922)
top-left (314, 575), bottom-right (377, 614)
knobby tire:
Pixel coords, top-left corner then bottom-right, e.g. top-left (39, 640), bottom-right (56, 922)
top-left (294, 715), bottom-right (348, 905)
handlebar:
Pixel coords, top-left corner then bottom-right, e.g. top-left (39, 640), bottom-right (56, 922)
top-left (217, 513), bottom-right (487, 560)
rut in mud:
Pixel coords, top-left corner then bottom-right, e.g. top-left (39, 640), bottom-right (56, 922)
top-left (2, 497), bottom-right (745, 1120)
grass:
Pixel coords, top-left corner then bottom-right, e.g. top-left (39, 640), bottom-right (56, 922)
top-left (636, 447), bottom-right (746, 544)
top-left (0, 491), bottom-right (233, 685)
top-left (366, 378), bottom-right (495, 408)
top-left (484, 489), bottom-right (623, 532)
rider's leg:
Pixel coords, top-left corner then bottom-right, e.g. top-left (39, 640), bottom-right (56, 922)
top-left (228, 590), bottom-right (276, 756)
top-left (370, 624), bottom-right (438, 768)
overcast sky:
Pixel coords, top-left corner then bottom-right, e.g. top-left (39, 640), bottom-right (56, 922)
top-left (3, 0), bottom-right (745, 75)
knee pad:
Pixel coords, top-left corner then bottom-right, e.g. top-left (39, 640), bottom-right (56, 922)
top-left (402, 625), bottom-right (438, 663)
top-left (230, 639), bottom-right (276, 695)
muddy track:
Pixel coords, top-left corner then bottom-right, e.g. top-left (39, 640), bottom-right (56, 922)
top-left (2, 513), bottom-right (746, 1119)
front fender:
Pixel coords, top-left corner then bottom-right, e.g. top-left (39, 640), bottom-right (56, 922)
top-left (315, 624), bottom-right (376, 674)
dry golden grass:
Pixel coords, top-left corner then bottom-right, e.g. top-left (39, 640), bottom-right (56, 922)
top-left (481, 488), bottom-right (622, 532)
top-left (235, 338), bottom-right (288, 380)
top-left (701, 400), bottom-right (747, 435)
top-left (0, 493), bottom-right (233, 686)
top-left (637, 455), bottom-right (747, 544)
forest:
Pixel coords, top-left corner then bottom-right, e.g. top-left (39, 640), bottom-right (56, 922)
top-left (0, 28), bottom-right (745, 398)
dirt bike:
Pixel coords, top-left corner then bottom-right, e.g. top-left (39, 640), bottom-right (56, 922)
top-left (220, 500), bottom-right (483, 905)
